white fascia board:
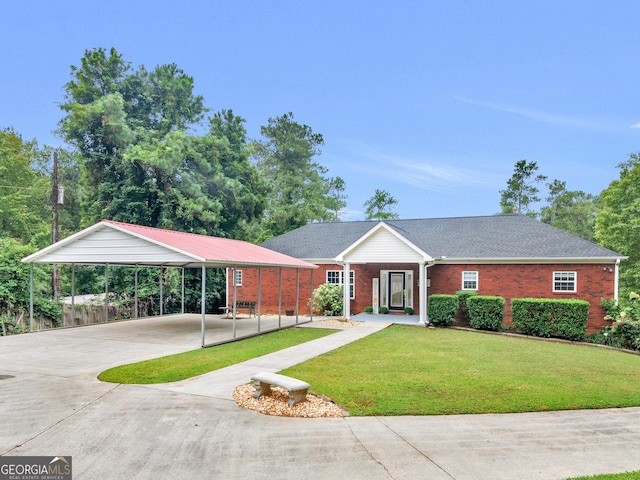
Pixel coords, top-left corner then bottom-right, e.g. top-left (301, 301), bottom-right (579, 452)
top-left (436, 256), bottom-right (627, 264)
top-left (302, 258), bottom-right (340, 265)
top-left (335, 221), bottom-right (433, 263)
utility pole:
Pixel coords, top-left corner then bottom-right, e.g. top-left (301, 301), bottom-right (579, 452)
top-left (51, 150), bottom-right (60, 300)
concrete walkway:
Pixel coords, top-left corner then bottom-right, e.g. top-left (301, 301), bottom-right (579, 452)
top-left (1, 317), bottom-right (640, 479)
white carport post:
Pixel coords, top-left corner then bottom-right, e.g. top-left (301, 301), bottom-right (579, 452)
top-left (295, 268), bottom-right (300, 324)
top-left (343, 262), bottom-right (351, 319)
top-left (309, 269), bottom-right (314, 321)
top-left (181, 267), bottom-right (185, 314)
top-left (257, 267), bottom-right (262, 333)
top-left (134, 265), bottom-right (139, 319)
top-left (159, 266), bottom-right (164, 316)
top-left (418, 261), bottom-right (427, 325)
top-left (232, 265), bottom-right (238, 339)
top-left (71, 263), bottom-right (76, 327)
top-left (201, 264), bottom-right (206, 347)
top-left (278, 267), bottom-right (282, 327)
top-left (104, 264), bottom-right (109, 323)
top-left (29, 263), bottom-right (33, 332)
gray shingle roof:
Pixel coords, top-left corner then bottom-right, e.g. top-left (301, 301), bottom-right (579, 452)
top-left (260, 215), bottom-right (624, 261)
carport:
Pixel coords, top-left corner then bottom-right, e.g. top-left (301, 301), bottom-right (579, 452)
top-left (22, 220), bottom-right (317, 347)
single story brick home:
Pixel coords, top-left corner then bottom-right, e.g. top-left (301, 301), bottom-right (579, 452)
top-left (228, 215), bottom-right (625, 332)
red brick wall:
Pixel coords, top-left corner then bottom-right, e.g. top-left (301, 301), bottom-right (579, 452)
top-left (428, 263), bottom-right (614, 332)
top-left (229, 262), bottom-right (615, 331)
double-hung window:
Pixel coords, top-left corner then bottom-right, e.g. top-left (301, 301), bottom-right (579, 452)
top-left (462, 271), bottom-right (478, 290)
top-left (553, 271), bottom-right (576, 292)
top-left (233, 269), bottom-right (243, 286)
top-left (326, 270), bottom-right (355, 299)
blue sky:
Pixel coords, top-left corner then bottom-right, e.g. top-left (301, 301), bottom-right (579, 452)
top-left (2, 1), bottom-right (639, 220)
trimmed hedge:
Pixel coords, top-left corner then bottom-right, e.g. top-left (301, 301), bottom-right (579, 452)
top-left (467, 296), bottom-right (505, 331)
top-left (512, 298), bottom-right (589, 341)
top-left (428, 294), bottom-right (458, 326)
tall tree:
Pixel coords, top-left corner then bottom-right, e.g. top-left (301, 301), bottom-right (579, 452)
top-left (252, 112), bottom-right (341, 238)
top-left (540, 179), bottom-right (597, 241)
top-left (500, 160), bottom-right (547, 217)
top-left (58, 48), bottom-right (264, 238)
top-left (595, 153), bottom-right (640, 296)
top-left (0, 128), bottom-right (50, 244)
top-left (326, 177), bottom-right (348, 221)
top-left (364, 189), bottom-right (399, 220)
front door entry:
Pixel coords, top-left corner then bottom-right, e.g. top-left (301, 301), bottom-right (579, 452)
top-left (389, 272), bottom-right (405, 310)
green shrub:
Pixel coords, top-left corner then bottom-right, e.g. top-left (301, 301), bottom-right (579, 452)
top-left (593, 292), bottom-right (640, 351)
top-left (379, 306), bottom-right (389, 314)
top-left (404, 307), bottom-right (414, 315)
top-left (467, 296), bottom-right (504, 331)
top-left (512, 298), bottom-right (589, 341)
top-left (428, 294), bottom-right (459, 326)
top-left (309, 283), bottom-right (343, 316)
top-left (364, 306), bottom-right (373, 313)
top-left (455, 290), bottom-right (478, 322)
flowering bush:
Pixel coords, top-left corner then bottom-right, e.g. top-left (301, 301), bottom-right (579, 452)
top-left (593, 293), bottom-right (640, 351)
top-left (308, 283), bottom-right (343, 316)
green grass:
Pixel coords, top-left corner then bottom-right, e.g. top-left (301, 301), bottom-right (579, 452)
top-left (98, 327), bottom-right (335, 384)
top-left (567, 473), bottom-right (640, 479)
top-left (281, 325), bottom-right (640, 416)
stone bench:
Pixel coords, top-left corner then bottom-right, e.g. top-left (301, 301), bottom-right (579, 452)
top-left (251, 372), bottom-right (310, 406)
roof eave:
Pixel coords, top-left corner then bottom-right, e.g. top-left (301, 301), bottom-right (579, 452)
top-left (435, 256), bottom-right (627, 264)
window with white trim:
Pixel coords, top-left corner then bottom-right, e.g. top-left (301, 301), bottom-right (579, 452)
top-left (462, 271), bottom-right (478, 290)
top-left (326, 270), bottom-right (355, 299)
top-left (234, 269), bottom-right (243, 286)
top-left (553, 271), bottom-right (576, 292)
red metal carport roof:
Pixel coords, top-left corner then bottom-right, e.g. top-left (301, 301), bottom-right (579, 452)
top-left (23, 220), bottom-right (317, 269)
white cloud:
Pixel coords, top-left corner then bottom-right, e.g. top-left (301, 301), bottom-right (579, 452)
top-left (345, 142), bottom-right (499, 194)
top-left (454, 96), bottom-right (602, 130)
top-left (631, 123), bottom-right (640, 129)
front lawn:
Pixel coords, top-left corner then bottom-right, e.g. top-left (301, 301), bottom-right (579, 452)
top-left (98, 327), bottom-right (335, 384)
top-left (281, 326), bottom-right (640, 416)
top-left (567, 473), bottom-right (640, 479)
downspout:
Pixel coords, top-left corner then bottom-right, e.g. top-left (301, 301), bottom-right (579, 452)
top-left (614, 258), bottom-right (621, 305)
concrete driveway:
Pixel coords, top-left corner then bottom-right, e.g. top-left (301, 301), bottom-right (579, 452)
top-left (2, 316), bottom-right (640, 480)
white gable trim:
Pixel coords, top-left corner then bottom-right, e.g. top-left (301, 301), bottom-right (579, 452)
top-left (22, 222), bottom-right (203, 265)
top-left (335, 222), bottom-right (433, 263)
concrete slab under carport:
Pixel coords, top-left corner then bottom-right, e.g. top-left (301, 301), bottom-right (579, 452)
top-left (0, 313), bottom-right (314, 380)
